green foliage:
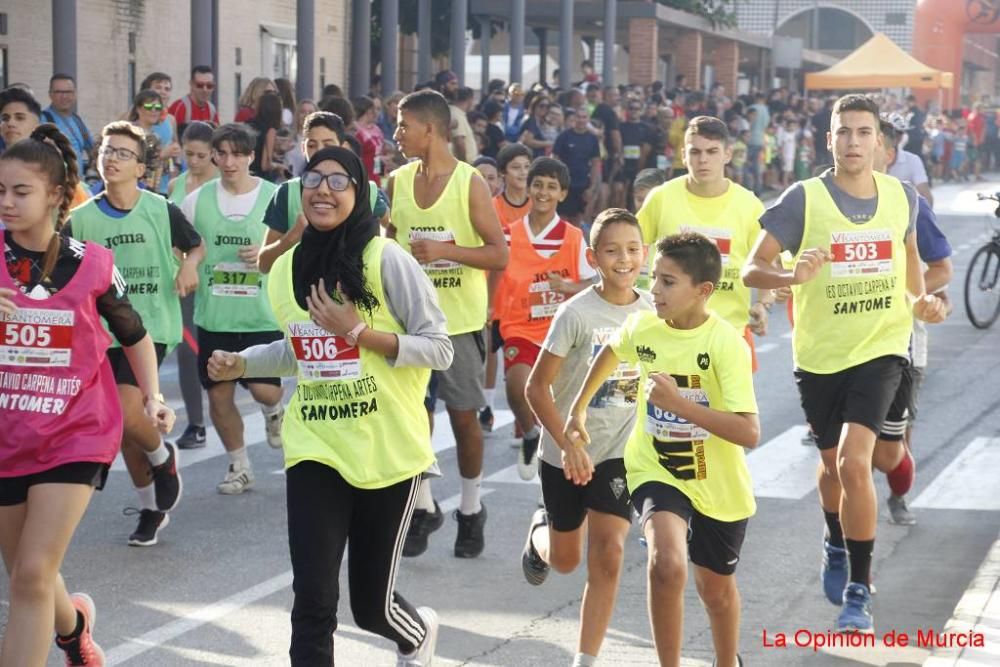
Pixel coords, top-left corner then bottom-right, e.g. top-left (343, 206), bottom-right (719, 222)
top-left (657, 0), bottom-right (741, 29)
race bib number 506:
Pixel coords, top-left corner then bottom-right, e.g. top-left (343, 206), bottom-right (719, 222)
top-left (0, 308), bottom-right (74, 367)
top-left (288, 321), bottom-right (361, 380)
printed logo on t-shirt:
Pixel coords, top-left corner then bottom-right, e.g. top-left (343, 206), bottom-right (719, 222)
top-left (697, 352), bottom-right (711, 371)
top-left (646, 374), bottom-right (709, 481)
top-left (589, 327), bottom-right (640, 408)
top-left (636, 345), bottom-right (657, 363)
top-left (829, 229), bottom-right (893, 277)
top-left (288, 320), bottom-right (361, 380)
top-left (0, 308), bottom-right (74, 367)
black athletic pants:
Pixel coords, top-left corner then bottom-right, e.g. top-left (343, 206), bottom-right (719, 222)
top-left (286, 461), bottom-right (426, 666)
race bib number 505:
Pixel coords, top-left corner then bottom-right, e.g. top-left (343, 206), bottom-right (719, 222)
top-left (0, 308), bottom-right (74, 367)
top-left (288, 321), bottom-right (361, 380)
top-left (830, 230), bottom-right (893, 277)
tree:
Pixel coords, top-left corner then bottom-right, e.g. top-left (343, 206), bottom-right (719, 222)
top-left (658, 0), bottom-right (741, 28)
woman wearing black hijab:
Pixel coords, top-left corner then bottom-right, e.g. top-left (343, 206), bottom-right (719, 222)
top-left (209, 147), bottom-right (453, 665)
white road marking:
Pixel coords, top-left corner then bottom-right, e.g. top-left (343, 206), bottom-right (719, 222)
top-left (755, 342), bottom-right (779, 354)
top-left (923, 532), bottom-right (1000, 666)
top-left (484, 463), bottom-right (542, 485)
top-left (747, 425), bottom-right (818, 499)
top-left (912, 438), bottom-right (1000, 511)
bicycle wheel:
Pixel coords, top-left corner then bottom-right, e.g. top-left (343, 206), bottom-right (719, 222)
top-left (964, 242), bottom-right (1000, 329)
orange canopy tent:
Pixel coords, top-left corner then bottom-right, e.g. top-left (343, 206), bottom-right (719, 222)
top-left (804, 32), bottom-right (953, 90)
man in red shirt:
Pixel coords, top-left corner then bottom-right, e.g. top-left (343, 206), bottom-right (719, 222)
top-left (967, 102), bottom-right (987, 182)
top-left (168, 65), bottom-right (220, 135)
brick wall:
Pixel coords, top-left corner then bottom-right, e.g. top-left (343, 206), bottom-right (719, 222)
top-left (674, 31), bottom-right (703, 91)
top-left (710, 40), bottom-right (740, 99)
top-left (627, 18), bottom-right (659, 86)
top-left (1, 0), bottom-right (348, 134)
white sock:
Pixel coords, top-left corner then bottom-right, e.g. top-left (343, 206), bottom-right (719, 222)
top-left (136, 483), bottom-right (157, 511)
top-left (459, 474), bottom-right (482, 515)
top-left (227, 446), bottom-right (250, 470)
top-left (260, 401), bottom-right (282, 416)
top-left (572, 653), bottom-right (597, 667)
top-left (415, 478), bottom-right (435, 512)
top-left (483, 388), bottom-right (495, 410)
top-left (524, 425), bottom-right (540, 441)
top-left (146, 441), bottom-right (169, 467)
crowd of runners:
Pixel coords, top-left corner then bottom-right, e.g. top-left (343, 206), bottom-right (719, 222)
top-left (0, 60), bottom-right (957, 667)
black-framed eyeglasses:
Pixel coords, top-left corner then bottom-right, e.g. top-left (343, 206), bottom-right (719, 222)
top-left (99, 145), bottom-right (141, 162)
top-left (301, 170), bottom-right (355, 191)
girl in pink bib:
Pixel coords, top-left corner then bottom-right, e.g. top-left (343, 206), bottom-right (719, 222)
top-left (0, 125), bottom-right (174, 666)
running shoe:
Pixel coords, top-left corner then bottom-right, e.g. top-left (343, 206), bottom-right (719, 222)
top-left (125, 508), bottom-right (170, 547)
top-left (517, 434), bottom-right (540, 481)
top-left (217, 465), bottom-right (255, 495)
top-left (150, 442), bottom-right (182, 512)
top-left (263, 406), bottom-right (284, 448)
top-left (55, 592), bottom-right (105, 666)
top-left (837, 582), bottom-right (874, 634)
top-left (176, 424), bottom-right (207, 449)
top-left (478, 406), bottom-right (494, 433)
top-left (521, 508), bottom-right (550, 586)
top-left (454, 503), bottom-right (487, 558)
top-left (711, 655), bottom-right (744, 667)
top-left (821, 539), bottom-right (848, 605)
top-left (887, 494), bottom-right (916, 525)
top-left (403, 501), bottom-right (444, 557)
top-left (396, 606), bottom-right (439, 666)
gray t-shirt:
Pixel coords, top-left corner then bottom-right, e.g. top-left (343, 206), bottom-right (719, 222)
top-left (760, 169), bottom-right (917, 256)
top-left (538, 286), bottom-right (654, 468)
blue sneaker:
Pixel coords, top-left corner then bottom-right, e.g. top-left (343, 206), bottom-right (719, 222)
top-left (821, 540), bottom-right (848, 605)
top-left (837, 582), bottom-right (874, 634)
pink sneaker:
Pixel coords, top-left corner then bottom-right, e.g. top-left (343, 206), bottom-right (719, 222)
top-left (55, 592), bottom-right (105, 666)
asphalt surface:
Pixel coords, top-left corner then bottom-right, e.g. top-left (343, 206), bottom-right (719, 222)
top-left (2, 180), bottom-right (999, 666)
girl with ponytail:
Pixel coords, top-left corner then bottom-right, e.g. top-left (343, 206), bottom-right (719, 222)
top-left (0, 124), bottom-right (174, 665)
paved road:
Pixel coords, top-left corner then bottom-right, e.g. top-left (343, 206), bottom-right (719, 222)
top-left (3, 181), bottom-right (999, 666)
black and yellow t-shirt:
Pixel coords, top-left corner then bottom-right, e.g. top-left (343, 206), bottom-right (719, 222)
top-left (611, 310), bottom-right (757, 521)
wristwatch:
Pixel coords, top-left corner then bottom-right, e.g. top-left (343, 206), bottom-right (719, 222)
top-left (345, 322), bottom-right (368, 347)
top-left (144, 392), bottom-right (166, 406)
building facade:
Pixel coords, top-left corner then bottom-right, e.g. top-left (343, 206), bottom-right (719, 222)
top-left (0, 0), bottom-right (349, 134)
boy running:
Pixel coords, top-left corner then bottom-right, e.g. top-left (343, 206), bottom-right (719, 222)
top-left (388, 90), bottom-right (508, 558)
top-left (743, 94), bottom-right (945, 633)
top-left (637, 116), bottom-right (772, 371)
top-left (68, 120), bottom-right (202, 546)
top-left (522, 208), bottom-right (652, 667)
top-left (495, 157), bottom-right (595, 480)
top-left (182, 123), bottom-right (285, 494)
top-left (569, 233), bottom-right (759, 667)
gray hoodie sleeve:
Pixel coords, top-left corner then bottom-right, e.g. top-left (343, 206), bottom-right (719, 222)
top-left (240, 338), bottom-right (298, 378)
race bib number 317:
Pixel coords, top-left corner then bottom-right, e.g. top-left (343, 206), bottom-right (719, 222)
top-left (0, 308), bottom-right (74, 367)
top-left (830, 230), bottom-right (893, 277)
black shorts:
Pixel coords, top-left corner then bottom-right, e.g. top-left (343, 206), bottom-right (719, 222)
top-left (540, 458), bottom-right (632, 532)
top-left (557, 187), bottom-right (587, 218)
top-left (631, 482), bottom-right (748, 576)
top-left (489, 319), bottom-right (504, 354)
top-left (879, 363), bottom-right (915, 442)
top-left (197, 327), bottom-right (284, 390)
top-left (0, 462), bottom-right (109, 506)
top-left (106, 343), bottom-right (167, 387)
top-left (794, 355), bottom-right (906, 450)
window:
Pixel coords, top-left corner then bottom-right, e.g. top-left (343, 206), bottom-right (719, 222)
top-left (0, 47), bottom-right (7, 90)
top-left (128, 61), bottom-right (136, 106)
top-left (235, 73), bottom-right (242, 109)
top-left (320, 57), bottom-right (326, 91)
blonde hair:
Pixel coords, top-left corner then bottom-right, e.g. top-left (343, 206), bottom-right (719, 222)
top-left (238, 77), bottom-right (276, 110)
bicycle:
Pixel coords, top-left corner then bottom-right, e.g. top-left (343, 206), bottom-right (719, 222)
top-left (964, 192), bottom-right (1000, 329)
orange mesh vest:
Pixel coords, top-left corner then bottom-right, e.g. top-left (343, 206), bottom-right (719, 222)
top-left (498, 218), bottom-right (583, 345)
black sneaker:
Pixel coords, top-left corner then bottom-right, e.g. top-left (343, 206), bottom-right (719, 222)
top-left (125, 508), bottom-right (170, 547)
top-left (454, 503), bottom-right (487, 558)
top-left (176, 424), bottom-right (207, 449)
top-left (712, 655), bottom-right (744, 667)
top-left (478, 406), bottom-right (494, 433)
top-left (521, 508), bottom-right (550, 585)
top-left (150, 442), bottom-right (183, 512)
top-left (402, 501), bottom-right (444, 557)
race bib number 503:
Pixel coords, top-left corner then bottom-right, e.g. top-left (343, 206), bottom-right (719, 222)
top-left (830, 230), bottom-right (893, 277)
top-left (0, 308), bottom-right (74, 367)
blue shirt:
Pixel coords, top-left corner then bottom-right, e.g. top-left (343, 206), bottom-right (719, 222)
top-left (553, 129), bottom-right (600, 189)
top-left (915, 195), bottom-right (951, 263)
top-left (40, 106), bottom-right (94, 178)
